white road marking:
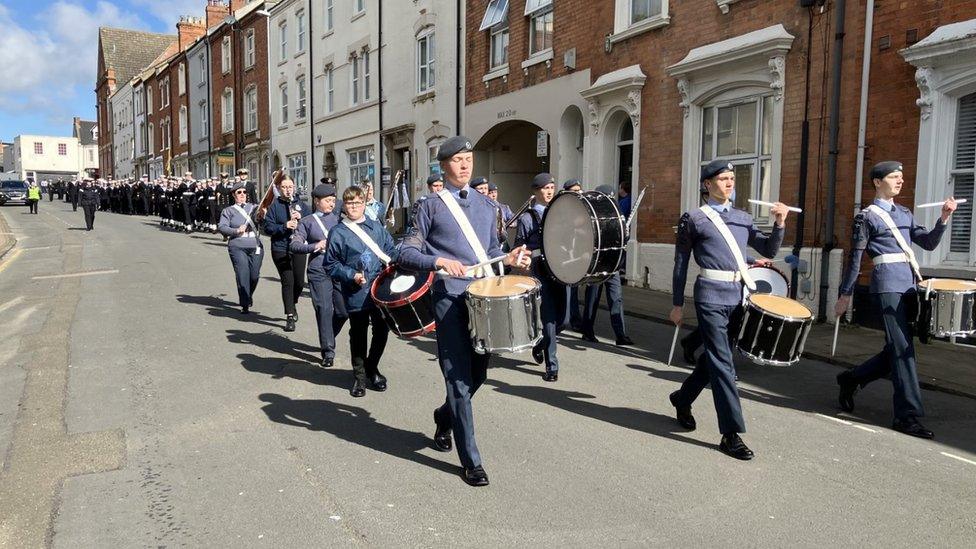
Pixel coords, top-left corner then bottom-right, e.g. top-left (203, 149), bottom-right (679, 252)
top-left (815, 413), bottom-right (852, 426)
top-left (31, 269), bottom-right (119, 280)
top-left (941, 452), bottom-right (976, 467)
top-left (851, 425), bottom-right (879, 433)
top-left (0, 296), bottom-right (25, 314)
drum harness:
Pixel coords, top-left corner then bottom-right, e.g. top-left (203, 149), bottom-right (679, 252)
top-left (437, 189), bottom-right (500, 279)
top-left (232, 204), bottom-right (262, 255)
top-left (342, 219), bottom-right (392, 266)
top-left (697, 206), bottom-right (757, 292)
top-left (864, 205), bottom-right (923, 284)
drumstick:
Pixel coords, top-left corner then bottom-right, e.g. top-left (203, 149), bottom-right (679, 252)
top-left (667, 324), bottom-right (680, 366)
top-left (437, 249), bottom-right (540, 276)
top-left (748, 199), bottom-right (803, 213)
top-left (831, 315), bottom-right (841, 357)
top-left (916, 198), bottom-right (966, 209)
top-left (624, 187), bottom-right (647, 233)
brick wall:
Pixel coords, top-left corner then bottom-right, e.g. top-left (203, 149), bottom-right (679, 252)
top-left (239, 11), bottom-right (270, 147)
top-left (210, 25), bottom-right (236, 153)
top-left (171, 54), bottom-right (190, 162)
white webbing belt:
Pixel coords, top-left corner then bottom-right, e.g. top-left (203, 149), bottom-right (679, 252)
top-left (698, 205), bottom-right (757, 291)
top-left (343, 220), bottom-right (391, 266)
top-left (437, 189), bottom-right (497, 278)
top-left (872, 253), bottom-right (909, 266)
top-left (232, 204), bottom-right (261, 254)
top-left (865, 205), bottom-right (922, 281)
top-left (700, 268), bottom-right (742, 282)
top-left (311, 214), bottom-right (330, 242)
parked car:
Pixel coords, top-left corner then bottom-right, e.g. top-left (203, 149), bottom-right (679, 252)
top-left (0, 180), bottom-right (29, 206)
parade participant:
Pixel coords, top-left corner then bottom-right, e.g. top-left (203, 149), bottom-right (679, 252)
top-left (471, 177), bottom-right (490, 195)
top-left (218, 182), bottom-right (264, 314)
top-left (562, 179), bottom-right (584, 330)
top-left (47, 180), bottom-right (55, 202)
top-left (516, 173), bottom-right (566, 382)
top-left (399, 135), bottom-right (530, 487)
top-left (668, 159), bottom-right (790, 460)
top-left (237, 168), bottom-right (256, 204)
top-left (410, 173), bottom-right (444, 228)
top-left (325, 186), bottom-right (399, 397)
top-left (290, 183), bottom-right (342, 369)
top-left (361, 180), bottom-right (386, 222)
top-left (179, 177), bottom-right (196, 233)
top-left (70, 180), bottom-right (80, 211)
top-left (80, 180), bottom-right (100, 231)
top-left (618, 180), bottom-right (632, 219)
top-left (834, 161), bottom-right (956, 439)
top-left (263, 172), bottom-right (311, 332)
top-left (26, 181), bottom-right (41, 214)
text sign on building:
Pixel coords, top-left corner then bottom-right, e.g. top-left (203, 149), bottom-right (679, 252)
top-left (536, 131), bottom-right (548, 158)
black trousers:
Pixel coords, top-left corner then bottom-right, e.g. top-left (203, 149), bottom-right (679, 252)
top-left (82, 205), bottom-right (96, 230)
top-left (27, 199), bottom-right (38, 214)
top-left (271, 250), bottom-right (307, 317)
top-left (342, 307), bottom-right (389, 382)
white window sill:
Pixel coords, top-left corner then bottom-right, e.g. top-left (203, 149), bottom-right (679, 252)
top-left (277, 59), bottom-right (288, 67)
top-left (413, 90), bottom-right (436, 104)
top-left (351, 11), bottom-right (366, 23)
top-left (609, 15), bottom-right (671, 45)
top-left (521, 49), bottom-right (553, 70)
top-left (483, 66), bottom-right (509, 82)
top-left (322, 29), bottom-right (334, 39)
top-left (294, 50), bottom-right (306, 59)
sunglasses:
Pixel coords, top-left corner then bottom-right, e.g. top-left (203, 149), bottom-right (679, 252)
top-left (234, 190), bottom-right (247, 195)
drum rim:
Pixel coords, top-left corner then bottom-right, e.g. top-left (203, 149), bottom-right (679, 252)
top-left (746, 263), bottom-right (791, 294)
top-left (465, 275), bottom-right (541, 298)
top-left (745, 294), bottom-right (813, 321)
top-left (540, 190), bottom-right (624, 286)
top-left (737, 347), bottom-right (801, 367)
top-left (917, 278), bottom-right (976, 295)
top-left (370, 266), bottom-right (435, 308)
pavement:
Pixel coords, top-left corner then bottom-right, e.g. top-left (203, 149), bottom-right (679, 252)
top-left (1, 202), bottom-right (975, 548)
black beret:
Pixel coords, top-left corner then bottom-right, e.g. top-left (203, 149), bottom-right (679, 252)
top-left (311, 183), bottom-right (336, 198)
top-left (487, 183), bottom-right (498, 192)
top-left (700, 159), bottom-right (735, 183)
top-left (531, 173), bottom-right (555, 189)
top-left (220, 172), bottom-right (229, 178)
top-left (436, 136), bottom-right (474, 161)
top-left (594, 184), bottom-right (614, 196)
top-left (426, 173), bottom-right (443, 186)
top-left (231, 181), bottom-right (247, 192)
top-left (320, 176), bottom-right (337, 185)
top-left (563, 178), bottom-right (582, 190)
top-left (471, 177), bottom-right (489, 188)
top-left (869, 161), bottom-right (903, 181)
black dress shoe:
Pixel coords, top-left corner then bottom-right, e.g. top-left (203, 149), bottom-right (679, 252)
top-left (370, 373), bottom-right (388, 392)
top-left (837, 370), bottom-right (859, 413)
top-left (580, 333), bottom-right (598, 343)
top-left (681, 338), bottom-right (697, 365)
top-left (615, 335), bottom-right (635, 346)
top-left (531, 345), bottom-right (544, 365)
top-left (284, 315), bottom-right (296, 332)
top-left (719, 433), bottom-right (754, 460)
top-left (463, 465), bottom-right (490, 487)
top-left (542, 371), bottom-right (558, 382)
top-left (241, 306), bottom-right (249, 314)
top-left (893, 418), bottom-right (934, 439)
top-left (669, 391), bottom-right (696, 430)
top-left (433, 409), bottom-right (452, 452)
top-left (350, 379), bottom-right (366, 397)
top-left (320, 357), bottom-right (334, 369)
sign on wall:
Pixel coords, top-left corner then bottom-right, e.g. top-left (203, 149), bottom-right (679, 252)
top-left (536, 130), bottom-right (548, 158)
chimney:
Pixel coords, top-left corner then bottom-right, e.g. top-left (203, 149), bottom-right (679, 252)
top-left (177, 16), bottom-right (206, 50)
top-left (206, 0), bottom-right (230, 30)
top-left (229, 0), bottom-right (248, 13)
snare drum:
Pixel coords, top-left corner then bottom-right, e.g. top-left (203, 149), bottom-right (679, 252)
top-left (370, 266), bottom-right (436, 338)
top-left (465, 275), bottom-right (542, 354)
top-left (540, 190), bottom-right (624, 286)
top-left (737, 294), bottom-right (813, 367)
top-left (917, 278), bottom-right (976, 338)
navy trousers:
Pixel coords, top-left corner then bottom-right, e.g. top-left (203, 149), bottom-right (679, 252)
top-left (346, 307), bottom-right (389, 382)
top-left (307, 269), bottom-right (343, 360)
top-left (228, 247), bottom-right (263, 308)
top-left (568, 286), bottom-right (583, 327)
top-left (675, 303), bottom-right (746, 435)
top-left (433, 291), bottom-right (490, 469)
top-left (582, 273), bottom-right (627, 339)
top-left (851, 292), bottom-right (924, 421)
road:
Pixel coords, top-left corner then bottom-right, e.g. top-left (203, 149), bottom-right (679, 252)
top-left (1, 202), bottom-right (975, 548)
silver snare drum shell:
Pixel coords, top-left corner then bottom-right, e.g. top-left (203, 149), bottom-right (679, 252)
top-left (919, 280), bottom-right (976, 338)
top-left (464, 276), bottom-right (543, 354)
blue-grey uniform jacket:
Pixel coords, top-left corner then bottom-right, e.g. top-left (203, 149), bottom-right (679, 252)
top-left (324, 218), bottom-right (398, 312)
top-left (289, 211), bottom-right (340, 272)
top-left (399, 185), bottom-right (504, 296)
top-left (263, 197), bottom-right (312, 253)
top-left (515, 204), bottom-right (546, 250)
top-left (672, 202), bottom-right (784, 307)
top-left (218, 203), bottom-right (262, 249)
top-left (839, 199), bottom-right (947, 295)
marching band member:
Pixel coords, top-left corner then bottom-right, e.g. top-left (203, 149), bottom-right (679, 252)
top-left (410, 173), bottom-right (444, 229)
top-left (218, 181), bottom-right (264, 314)
top-left (471, 177), bottom-right (490, 195)
top-left (399, 135), bottom-right (530, 487)
top-left (668, 159), bottom-right (790, 460)
top-left (263, 172), bottom-right (312, 333)
top-left (325, 186), bottom-right (398, 397)
top-left (834, 161), bottom-right (956, 438)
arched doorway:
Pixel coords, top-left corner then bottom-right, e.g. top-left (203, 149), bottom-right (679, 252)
top-left (558, 106), bottom-right (584, 183)
top-left (616, 118), bottom-right (634, 193)
top-left (473, 119), bottom-right (548, 207)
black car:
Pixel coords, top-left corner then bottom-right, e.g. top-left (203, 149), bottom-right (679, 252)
top-left (0, 181), bottom-right (29, 206)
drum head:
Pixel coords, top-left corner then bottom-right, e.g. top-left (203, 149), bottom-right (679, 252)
top-left (747, 265), bottom-right (790, 297)
top-left (919, 278), bottom-right (976, 292)
top-left (542, 193), bottom-right (595, 284)
top-left (467, 275), bottom-right (540, 298)
top-left (748, 294), bottom-right (813, 319)
top-left (372, 267), bottom-right (431, 304)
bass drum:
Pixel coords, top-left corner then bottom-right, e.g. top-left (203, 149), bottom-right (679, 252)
top-left (742, 264), bottom-right (790, 302)
top-left (370, 266), bottom-right (436, 338)
top-left (540, 190), bottom-right (624, 286)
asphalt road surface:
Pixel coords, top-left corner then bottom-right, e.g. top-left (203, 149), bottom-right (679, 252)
top-left (1, 203), bottom-right (975, 548)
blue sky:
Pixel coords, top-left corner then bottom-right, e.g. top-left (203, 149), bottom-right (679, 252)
top-left (0, 0), bottom-right (202, 142)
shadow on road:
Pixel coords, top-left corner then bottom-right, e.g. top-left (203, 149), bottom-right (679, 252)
top-left (258, 393), bottom-right (459, 476)
top-left (176, 294), bottom-right (281, 327)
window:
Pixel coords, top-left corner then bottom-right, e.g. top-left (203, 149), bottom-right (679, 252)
top-left (417, 32), bottom-right (435, 93)
top-left (245, 30), bottom-right (256, 68)
top-left (221, 36), bottom-right (231, 73)
top-left (245, 88), bottom-right (258, 133)
top-left (296, 11), bottom-right (306, 53)
top-left (178, 107), bottom-right (187, 144)
top-left (528, 7), bottom-right (553, 55)
top-left (200, 103), bottom-right (209, 138)
top-left (280, 83), bottom-right (289, 124)
top-left (139, 121), bottom-right (146, 153)
top-left (161, 77), bottom-right (170, 108)
top-left (427, 142), bottom-right (442, 176)
top-left (351, 55), bottom-right (360, 105)
top-left (949, 92), bottom-right (976, 262)
top-left (178, 63), bottom-right (185, 95)
top-left (524, 0), bottom-right (553, 15)
top-left (161, 119), bottom-right (170, 150)
top-left (490, 26), bottom-right (509, 69)
top-left (363, 50), bottom-right (371, 100)
top-left (326, 0), bottom-right (334, 31)
top-left (700, 95), bottom-right (775, 219)
top-left (287, 153), bottom-right (307, 191)
top-left (279, 22), bottom-right (288, 60)
top-left (148, 123), bottom-right (154, 152)
top-left (147, 87), bottom-right (153, 112)
top-left (326, 66), bottom-right (334, 113)
top-left (296, 76), bottom-right (307, 119)
top-left (135, 89), bottom-right (143, 115)
top-left (479, 0), bottom-right (509, 31)
top-left (355, 0), bottom-right (366, 15)
top-left (34, 142), bottom-right (43, 155)
top-left (199, 53), bottom-right (207, 81)
top-left (222, 89), bottom-right (234, 133)
top-left (58, 143), bottom-right (67, 156)
top-left (629, 0), bottom-right (663, 25)
top-left (349, 147), bottom-right (374, 184)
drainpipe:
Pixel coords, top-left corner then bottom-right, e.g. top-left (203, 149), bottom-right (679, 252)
top-left (377, 0), bottom-right (385, 202)
top-left (307, 0), bottom-right (315, 189)
top-left (853, 0), bottom-right (875, 212)
top-left (818, 0), bottom-right (848, 322)
top-left (790, 7), bottom-right (815, 299)
top-left (455, 0), bottom-right (462, 133)
top-left (205, 38), bottom-right (213, 177)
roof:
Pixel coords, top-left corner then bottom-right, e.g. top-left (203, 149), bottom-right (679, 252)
top-left (74, 120), bottom-right (98, 145)
top-left (98, 27), bottom-right (176, 85)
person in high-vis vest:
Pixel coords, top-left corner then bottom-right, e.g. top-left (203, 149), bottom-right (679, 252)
top-left (27, 182), bottom-right (41, 214)
top-left (835, 161), bottom-right (957, 439)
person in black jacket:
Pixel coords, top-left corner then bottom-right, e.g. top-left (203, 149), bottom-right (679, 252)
top-left (80, 180), bottom-right (100, 230)
top-left (262, 172), bottom-right (311, 332)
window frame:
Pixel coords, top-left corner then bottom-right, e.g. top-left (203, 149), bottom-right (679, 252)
top-left (947, 92), bottom-right (976, 264)
top-left (245, 29), bottom-right (256, 68)
top-left (221, 36), bottom-right (231, 74)
top-left (199, 102), bottom-right (209, 138)
top-left (348, 147), bottom-right (374, 185)
top-left (479, 0), bottom-right (509, 31)
top-left (280, 83), bottom-right (289, 125)
top-left (287, 153), bottom-right (308, 192)
top-left (417, 30), bottom-right (435, 94)
top-left (222, 89), bottom-right (234, 134)
top-left (326, 66), bottom-right (335, 113)
top-left (178, 63), bottom-right (186, 95)
top-left (178, 106), bottom-right (188, 144)
top-left (245, 87), bottom-right (258, 133)
top-left (489, 25), bottom-right (510, 70)
top-left (279, 21), bottom-right (288, 61)
top-left (351, 55), bottom-right (361, 105)
top-left (354, 0), bottom-right (366, 15)
top-left (296, 10), bottom-right (306, 53)
top-left (58, 143), bottom-right (67, 156)
top-left (160, 77), bottom-right (170, 109)
top-left (296, 76), bottom-right (307, 120)
top-left (528, 7), bottom-right (554, 57)
top-left (326, 0), bottom-right (334, 31)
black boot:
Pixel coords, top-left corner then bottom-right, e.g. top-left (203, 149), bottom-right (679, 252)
top-left (284, 314), bottom-right (296, 332)
top-left (837, 369), bottom-right (859, 413)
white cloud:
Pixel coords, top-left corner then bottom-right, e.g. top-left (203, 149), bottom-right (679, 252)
top-left (130, 0), bottom-right (209, 26)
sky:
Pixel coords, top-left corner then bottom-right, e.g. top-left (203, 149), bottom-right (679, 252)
top-left (0, 0), bottom-right (202, 142)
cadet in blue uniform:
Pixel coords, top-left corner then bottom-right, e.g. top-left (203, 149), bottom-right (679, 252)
top-left (218, 182), bottom-right (264, 313)
top-left (835, 161), bottom-right (957, 439)
top-left (263, 173), bottom-right (312, 332)
top-left (290, 183), bottom-right (342, 369)
top-left (399, 136), bottom-right (530, 487)
top-left (516, 173), bottom-right (566, 382)
top-left (325, 186), bottom-right (399, 397)
top-left (580, 184), bottom-right (634, 346)
top-left (668, 160), bottom-right (790, 460)
top-left (410, 173), bottom-right (444, 229)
